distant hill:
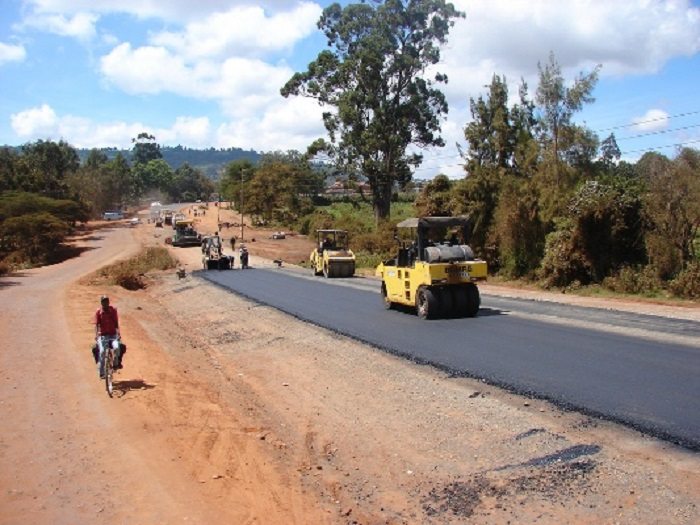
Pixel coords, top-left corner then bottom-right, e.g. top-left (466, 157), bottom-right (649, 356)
top-left (76, 146), bottom-right (261, 179)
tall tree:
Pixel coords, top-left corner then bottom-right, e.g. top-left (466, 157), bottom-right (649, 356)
top-left (219, 159), bottom-right (256, 210)
top-left (643, 148), bottom-right (700, 278)
top-left (281, 0), bottom-right (463, 222)
top-left (535, 53), bottom-right (600, 179)
top-left (170, 163), bottom-right (215, 202)
top-left (131, 132), bottom-right (162, 165)
top-left (599, 133), bottom-right (621, 168)
top-left (456, 76), bottom-right (537, 254)
top-left (19, 140), bottom-right (80, 198)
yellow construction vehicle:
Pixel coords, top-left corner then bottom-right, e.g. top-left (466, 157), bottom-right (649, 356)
top-left (375, 217), bottom-right (487, 319)
top-left (310, 229), bottom-right (356, 278)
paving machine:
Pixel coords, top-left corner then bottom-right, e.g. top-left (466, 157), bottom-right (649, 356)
top-left (375, 216), bottom-right (487, 319)
top-left (310, 229), bottom-right (355, 278)
top-left (170, 219), bottom-right (201, 247)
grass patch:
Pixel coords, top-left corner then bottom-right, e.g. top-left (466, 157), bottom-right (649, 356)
top-left (89, 246), bottom-right (178, 290)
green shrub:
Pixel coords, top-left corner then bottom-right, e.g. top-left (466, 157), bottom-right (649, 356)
top-left (354, 251), bottom-right (386, 269)
top-left (0, 211), bottom-right (70, 263)
top-left (538, 224), bottom-right (592, 288)
top-left (668, 262), bottom-right (700, 299)
top-left (602, 266), bottom-right (662, 295)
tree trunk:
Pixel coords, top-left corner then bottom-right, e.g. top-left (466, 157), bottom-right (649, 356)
top-left (373, 184), bottom-right (392, 224)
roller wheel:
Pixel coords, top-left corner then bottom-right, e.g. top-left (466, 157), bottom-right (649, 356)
top-left (381, 284), bottom-right (393, 310)
top-left (465, 284), bottom-right (480, 317)
top-left (416, 287), bottom-right (438, 319)
top-left (436, 287), bottom-right (454, 318)
top-left (452, 286), bottom-right (469, 317)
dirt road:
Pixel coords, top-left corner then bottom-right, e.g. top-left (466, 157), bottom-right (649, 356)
top-left (1, 210), bottom-right (699, 524)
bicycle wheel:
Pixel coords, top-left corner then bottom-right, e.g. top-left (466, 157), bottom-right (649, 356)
top-left (105, 348), bottom-right (114, 397)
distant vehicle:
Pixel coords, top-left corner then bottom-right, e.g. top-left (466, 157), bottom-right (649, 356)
top-left (271, 231), bottom-right (286, 240)
top-left (102, 211), bottom-right (124, 221)
top-left (162, 210), bottom-right (174, 226)
top-left (129, 217), bottom-right (140, 226)
top-left (201, 235), bottom-right (233, 270)
top-left (150, 201), bottom-right (161, 207)
top-left (170, 219), bottom-right (201, 247)
top-left (310, 229), bottom-right (355, 278)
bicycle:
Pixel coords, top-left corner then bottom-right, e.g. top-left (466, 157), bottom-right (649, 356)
top-left (98, 336), bottom-right (120, 397)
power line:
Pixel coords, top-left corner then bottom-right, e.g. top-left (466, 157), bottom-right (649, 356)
top-left (620, 138), bottom-right (700, 156)
top-left (616, 123), bottom-right (700, 142)
top-left (592, 110), bottom-right (700, 133)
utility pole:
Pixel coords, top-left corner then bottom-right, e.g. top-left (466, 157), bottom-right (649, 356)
top-left (239, 169), bottom-right (244, 241)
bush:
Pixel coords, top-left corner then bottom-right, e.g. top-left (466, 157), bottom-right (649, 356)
top-left (0, 259), bottom-right (9, 276)
top-left (354, 251), bottom-right (385, 269)
top-left (0, 211), bottom-right (70, 263)
top-left (538, 223), bottom-right (592, 288)
top-left (95, 247), bottom-right (178, 289)
top-left (602, 266), bottom-right (662, 295)
top-left (668, 262), bottom-right (700, 299)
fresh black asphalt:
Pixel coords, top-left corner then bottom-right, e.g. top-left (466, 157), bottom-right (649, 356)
top-left (199, 267), bottom-right (700, 450)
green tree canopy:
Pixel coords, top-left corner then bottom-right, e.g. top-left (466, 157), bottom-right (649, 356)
top-left (535, 53), bottom-right (600, 173)
top-left (219, 159), bottom-right (257, 209)
top-left (414, 174), bottom-right (453, 216)
top-left (170, 163), bottom-right (215, 202)
top-left (282, 0), bottom-right (463, 222)
top-left (131, 132), bottom-right (163, 165)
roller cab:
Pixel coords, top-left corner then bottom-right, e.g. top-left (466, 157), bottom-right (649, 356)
top-left (376, 217), bottom-right (487, 319)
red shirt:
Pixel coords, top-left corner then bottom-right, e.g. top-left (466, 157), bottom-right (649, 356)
top-left (95, 306), bottom-right (119, 336)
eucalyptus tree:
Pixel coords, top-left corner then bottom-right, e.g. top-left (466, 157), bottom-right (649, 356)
top-left (131, 132), bottom-right (162, 165)
top-left (535, 53), bottom-right (600, 177)
top-left (281, 0), bottom-right (463, 222)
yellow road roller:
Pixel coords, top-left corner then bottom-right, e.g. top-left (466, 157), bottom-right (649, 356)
top-left (375, 217), bottom-right (487, 319)
top-left (310, 229), bottom-right (356, 278)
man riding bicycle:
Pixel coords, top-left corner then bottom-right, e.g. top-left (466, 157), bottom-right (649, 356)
top-left (94, 295), bottom-right (122, 379)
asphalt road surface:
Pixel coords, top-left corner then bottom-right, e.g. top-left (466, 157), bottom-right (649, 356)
top-left (200, 266), bottom-right (700, 450)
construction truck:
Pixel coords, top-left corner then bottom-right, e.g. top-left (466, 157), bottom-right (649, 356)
top-left (375, 217), bottom-right (487, 319)
top-left (162, 209), bottom-right (174, 226)
top-left (170, 219), bottom-right (201, 247)
top-left (201, 235), bottom-right (233, 270)
top-left (310, 229), bottom-right (355, 278)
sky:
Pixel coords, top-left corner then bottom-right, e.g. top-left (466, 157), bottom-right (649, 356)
top-left (1, 0), bottom-right (699, 178)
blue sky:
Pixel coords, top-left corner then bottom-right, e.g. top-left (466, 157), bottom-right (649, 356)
top-left (1, 0), bottom-right (699, 177)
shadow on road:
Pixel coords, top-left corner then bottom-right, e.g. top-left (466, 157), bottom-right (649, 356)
top-left (388, 304), bottom-right (506, 319)
top-left (113, 379), bottom-right (156, 397)
top-left (0, 271), bottom-right (33, 289)
top-left (476, 307), bottom-right (506, 317)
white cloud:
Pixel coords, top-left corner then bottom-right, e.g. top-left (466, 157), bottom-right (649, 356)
top-left (99, 43), bottom-right (200, 96)
top-left (23, 0), bottom-right (321, 24)
top-left (151, 3), bottom-right (322, 60)
top-left (161, 117), bottom-right (212, 147)
top-left (11, 104), bottom-right (58, 136)
top-left (447, 0), bottom-right (700, 79)
top-left (0, 42), bottom-right (27, 65)
top-left (215, 97), bottom-right (326, 152)
top-left (632, 109), bottom-right (670, 131)
top-left (7, 103), bottom-right (325, 152)
top-left (100, 44), bottom-right (298, 119)
top-left (437, 0), bottom-right (700, 120)
top-left (21, 12), bottom-right (98, 40)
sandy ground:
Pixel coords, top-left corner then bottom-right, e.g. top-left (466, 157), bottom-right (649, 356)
top-left (1, 204), bottom-right (698, 524)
